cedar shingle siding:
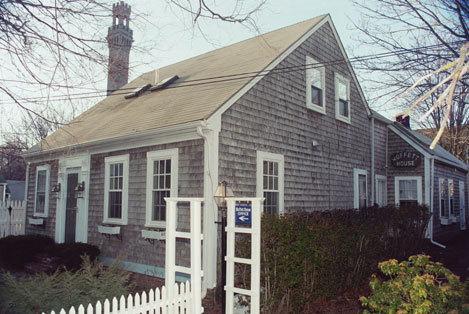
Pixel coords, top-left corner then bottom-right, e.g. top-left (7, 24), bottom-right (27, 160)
top-left (219, 22), bottom-right (371, 210)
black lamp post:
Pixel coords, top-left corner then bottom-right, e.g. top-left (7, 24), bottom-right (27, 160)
top-left (214, 181), bottom-right (234, 312)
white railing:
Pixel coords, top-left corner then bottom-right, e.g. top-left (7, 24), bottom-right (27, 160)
top-left (48, 281), bottom-right (194, 314)
top-left (0, 200), bottom-right (26, 238)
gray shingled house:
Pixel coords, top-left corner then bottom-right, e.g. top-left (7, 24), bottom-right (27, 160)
top-left (23, 9), bottom-right (468, 286)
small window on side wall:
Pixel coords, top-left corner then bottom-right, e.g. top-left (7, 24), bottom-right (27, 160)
top-left (305, 56), bottom-right (326, 114)
top-left (256, 151), bottom-right (284, 215)
top-left (34, 165), bottom-right (50, 217)
top-left (145, 149), bottom-right (178, 228)
top-left (334, 73), bottom-right (351, 123)
top-left (103, 155), bottom-right (129, 225)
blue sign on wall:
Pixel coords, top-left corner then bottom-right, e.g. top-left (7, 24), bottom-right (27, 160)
top-left (235, 203), bottom-right (252, 226)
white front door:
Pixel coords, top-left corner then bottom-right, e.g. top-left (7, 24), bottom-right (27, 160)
top-left (460, 181), bottom-right (466, 230)
top-left (56, 155), bottom-right (90, 243)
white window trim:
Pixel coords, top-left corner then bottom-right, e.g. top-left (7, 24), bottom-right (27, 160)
top-left (334, 73), bottom-right (351, 124)
top-left (103, 154), bottom-right (129, 225)
top-left (448, 178), bottom-right (455, 218)
top-left (305, 56), bottom-right (326, 114)
top-left (375, 174), bottom-right (387, 207)
top-left (353, 168), bottom-right (368, 209)
top-left (145, 148), bottom-right (178, 228)
top-left (33, 164), bottom-right (50, 218)
top-left (394, 176), bottom-right (422, 206)
top-left (256, 151), bottom-right (285, 215)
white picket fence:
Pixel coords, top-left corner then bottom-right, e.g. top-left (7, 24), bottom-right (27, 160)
top-left (49, 281), bottom-right (195, 314)
top-left (0, 200), bottom-right (26, 238)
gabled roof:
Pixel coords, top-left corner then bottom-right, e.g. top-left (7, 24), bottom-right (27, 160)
top-left (371, 110), bottom-right (468, 171)
top-left (30, 15), bottom-right (328, 154)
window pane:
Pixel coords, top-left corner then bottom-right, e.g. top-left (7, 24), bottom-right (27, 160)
top-left (36, 193), bottom-right (45, 213)
top-left (358, 174), bottom-right (367, 208)
top-left (399, 179), bottom-right (417, 201)
top-left (339, 99), bottom-right (349, 117)
top-left (37, 170), bottom-right (47, 193)
top-left (263, 191), bottom-right (278, 215)
top-left (309, 68), bottom-right (322, 88)
top-left (263, 161), bottom-right (268, 175)
top-left (311, 86), bottom-right (323, 107)
top-left (337, 80), bottom-right (347, 100)
top-left (153, 190), bottom-right (170, 221)
top-left (109, 191), bottom-right (122, 218)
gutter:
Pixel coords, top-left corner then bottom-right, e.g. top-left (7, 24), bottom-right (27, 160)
top-left (370, 117), bottom-right (375, 205)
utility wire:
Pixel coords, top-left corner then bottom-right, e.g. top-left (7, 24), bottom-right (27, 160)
top-left (0, 41), bottom-right (463, 104)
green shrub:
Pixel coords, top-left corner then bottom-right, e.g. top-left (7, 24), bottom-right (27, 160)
top-left (0, 257), bottom-right (132, 314)
top-left (47, 243), bottom-right (101, 271)
top-left (360, 255), bottom-right (465, 314)
top-left (0, 235), bottom-right (54, 271)
top-left (238, 205), bottom-right (430, 312)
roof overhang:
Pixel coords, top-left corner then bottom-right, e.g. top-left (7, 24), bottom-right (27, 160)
top-left (23, 120), bottom-right (206, 161)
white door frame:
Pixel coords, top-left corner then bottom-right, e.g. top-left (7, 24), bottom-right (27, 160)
top-left (459, 181), bottom-right (466, 230)
top-left (55, 155), bottom-right (90, 243)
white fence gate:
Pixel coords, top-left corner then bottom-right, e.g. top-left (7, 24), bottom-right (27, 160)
top-left (225, 197), bottom-right (263, 314)
top-left (48, 281), bottom-right (194, 314)
top-left (165, 198), bottom-right (204, 314)
top-left (0, 200), bottom-right (26, 238)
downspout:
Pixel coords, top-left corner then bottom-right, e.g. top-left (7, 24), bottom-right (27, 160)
top-left (24, 162), bottom-right (30, 204)
top-left (370, 117), bottom-right (375, 205)
top-left (429, 157), bottom-right (446, 249)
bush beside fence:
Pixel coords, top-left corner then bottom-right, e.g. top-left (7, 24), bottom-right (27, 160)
top-left (240, 205), bottom-right (430, 312)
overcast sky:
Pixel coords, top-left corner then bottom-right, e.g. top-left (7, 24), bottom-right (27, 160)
top-left (0, 0), bottom-right (400, 141)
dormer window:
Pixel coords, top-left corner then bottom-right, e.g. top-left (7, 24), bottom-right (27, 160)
top-left (306, 56), bottom-right (325, 114)
top-left (335, 73), bottom-right (351, 123)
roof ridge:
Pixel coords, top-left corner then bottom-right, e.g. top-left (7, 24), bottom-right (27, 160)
top-left (146, 15), bottom-right (328, 75)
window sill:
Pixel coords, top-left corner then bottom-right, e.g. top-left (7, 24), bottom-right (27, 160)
top-left (28, 217), bottom-right (44, 225)
top-left (102, 218), bottom-right (127, 226)
top-left (33, 213), bottom-right (48, 218)
top-left (141, 229), bottom-right (165, 240)
top-left (98, 225), bottom-right (121, 235)
top-left (450, 215), bottom-right (459, 223)
top-left (306, 104), bottom-right (326, 115)
top-left (335, 114), bottom-right (351, 124)
top-left (440, 217), bottom-right (451, 225)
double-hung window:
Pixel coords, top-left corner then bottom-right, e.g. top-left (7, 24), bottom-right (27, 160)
top-left (395, 176), bottom-right (422, 207)
top-left (353, 169), bottom-right (368, 209)
top-left (146, 149), bottom-right (178, 228)
top-left (104, 155), bottom-right (129, 225)
top-left (257, 151), bottom-right (284, 215)
top-left (34, 165), bottom-right (50, 217)
top-left (375, 175), bottom-right (387, 207)
top-left (306, 56), bottom-right (326, 113)
top-left (334, 73), bottom-right (351, 123)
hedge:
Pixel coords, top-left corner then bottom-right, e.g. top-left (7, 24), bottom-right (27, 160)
top-left (237, 205), bottom-right (430, 312)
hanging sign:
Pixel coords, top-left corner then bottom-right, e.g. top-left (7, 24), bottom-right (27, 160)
top-left (235, 203), bottom-right (252, 226)
top-left (391, 151), bottom-right (421, 168)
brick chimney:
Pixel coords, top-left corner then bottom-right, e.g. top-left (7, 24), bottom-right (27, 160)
top-left (396, 114), bottom-right (411, 128)
top-left (106, 1), bottom-right (133, 95)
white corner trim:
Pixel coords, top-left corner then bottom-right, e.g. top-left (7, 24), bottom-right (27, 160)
top-left (334, 72), bottom-right (351, 124)
top-left (305, 55), bottom-right (326, 114)
top-left (353, 168), bottom-right (368, 209)
top-left (394, 176), bottom-right (423, 205)
top-left (256, 151), bottom-right (285, 214)
top-left (33, 164), bottom-right (50, 218)
top-left (103, 154), bottom-right (129, 225)
top-left (145, 148), bottom-right (179, 228)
